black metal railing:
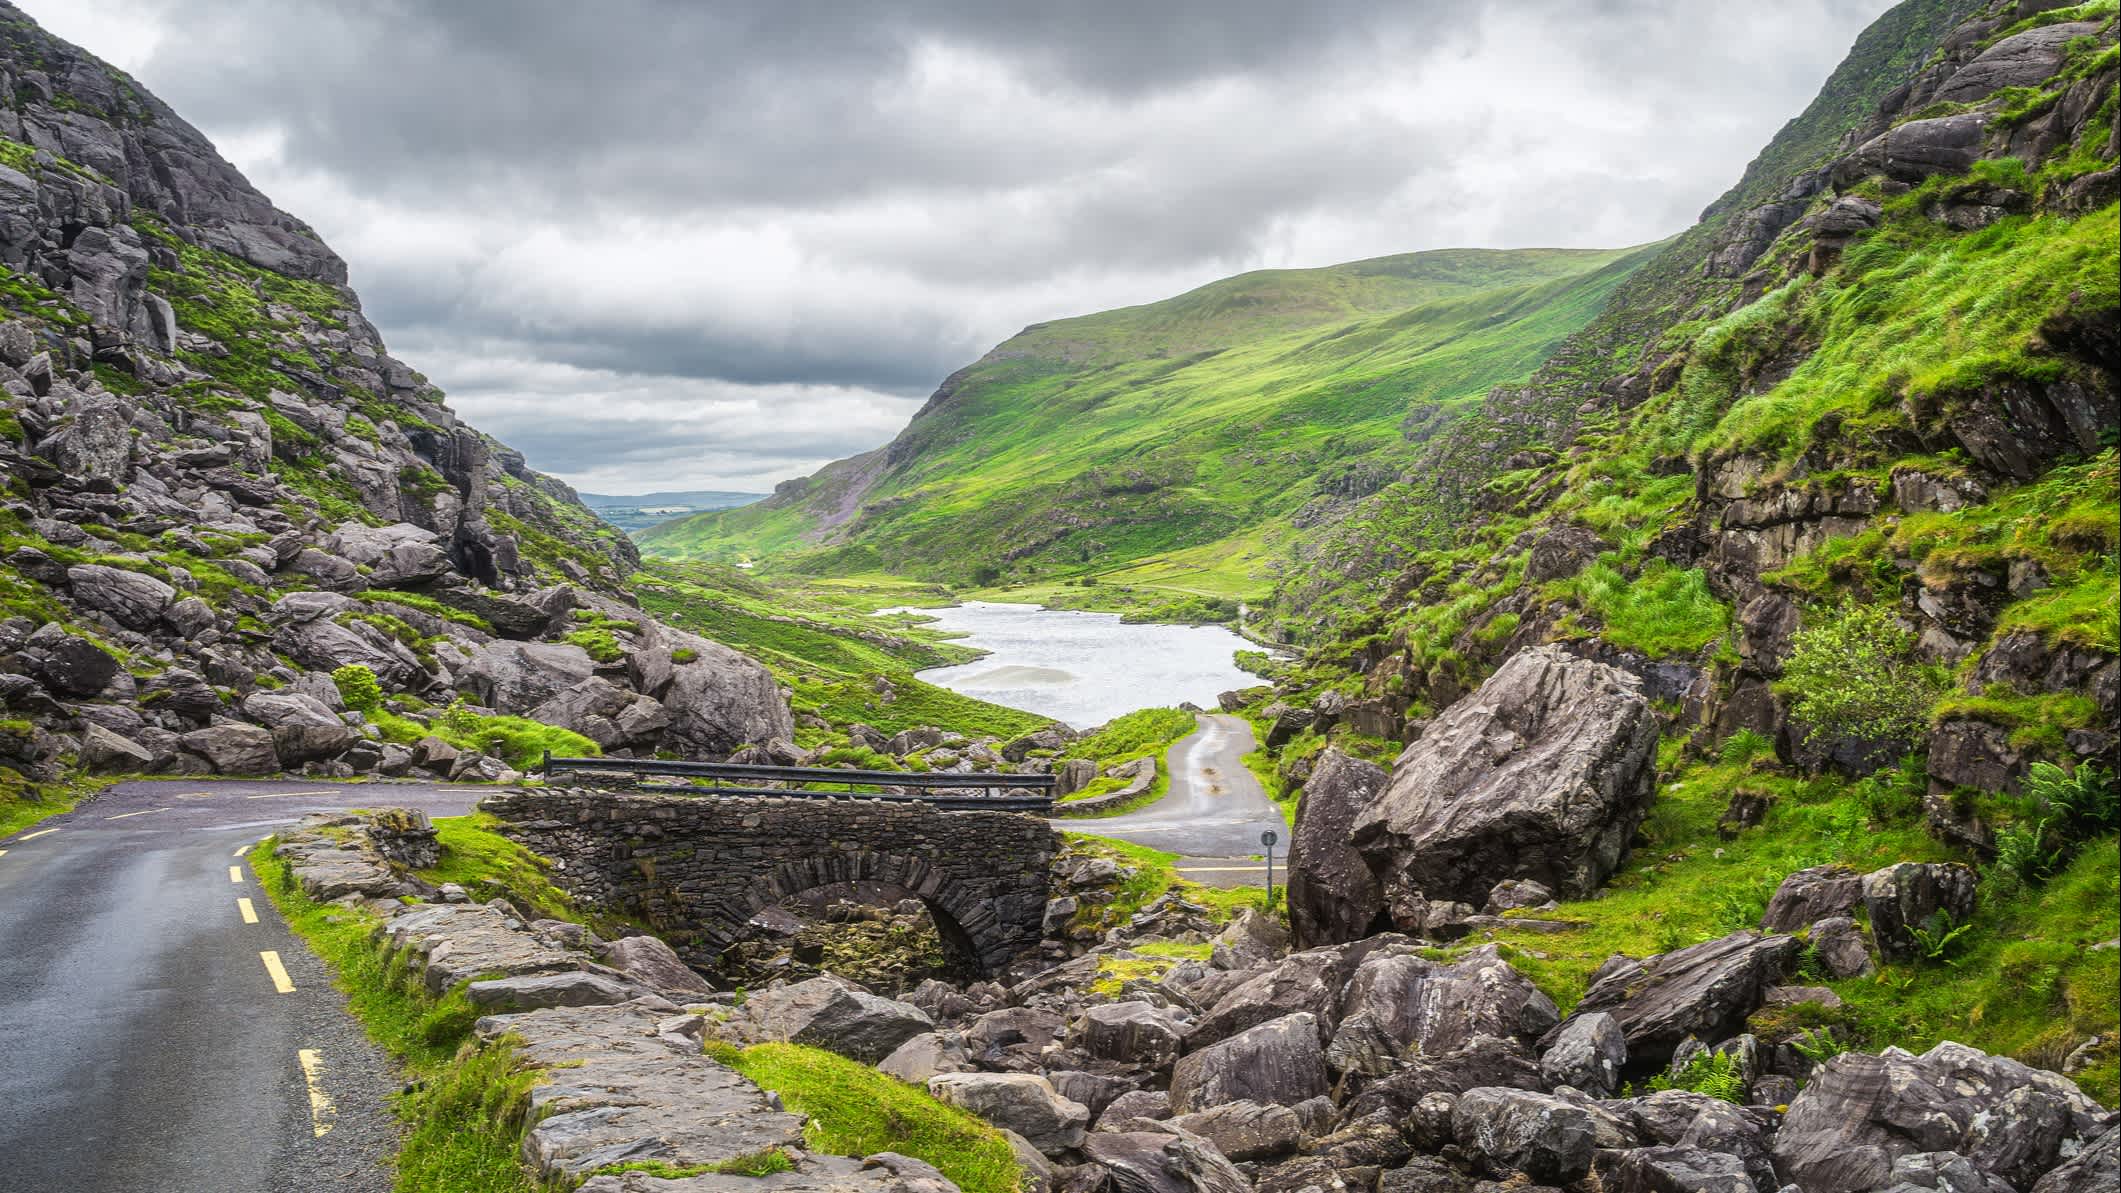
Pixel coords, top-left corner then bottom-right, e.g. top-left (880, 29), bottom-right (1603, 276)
top-left (539, 752), bottom-right (1057, 812)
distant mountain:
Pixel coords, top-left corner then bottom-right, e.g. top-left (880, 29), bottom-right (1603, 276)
top-left (579, 490), bottom-right (764, 534)
top-left (638, 245), bottom-right (1657, 579)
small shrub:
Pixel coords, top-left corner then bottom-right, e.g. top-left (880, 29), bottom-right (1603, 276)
top-left (1779, 603), bottom-right (1948, 750)
top-left (332, 663), bottom-right (383, 712)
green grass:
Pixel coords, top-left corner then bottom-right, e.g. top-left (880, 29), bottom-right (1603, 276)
top-left (642, 246), bottom-right (1655, 586)
top-left (1548, 557), bottom-right (1730, 657)
top-left (0, 771), bottom-right (101, 839)
top-left (414, 814), bottom-right (610, 929)
top-left (703, 1042), bottom-right (1021, 1193)
top-left (1064, 707), bottom-right (1196, 764)
top-left (369, 709), bottom-right (598, 772)
top-left (248, 840), bottom-right (544, 1193)
top-left (635, 562), bottom-right (1050, 743)
top-left (1430, 748), bottom-right (2118, 1104)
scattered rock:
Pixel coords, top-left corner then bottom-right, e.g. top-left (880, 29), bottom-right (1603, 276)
top-left (926, 1072), bottom-right (1088, 1156)
top-left (1170, 1012), bottom-right (1329, 1113)
top-left (722, 977), bottom-right (934, 1064)
top-left (1539, 1011), bottom-right (1627, 1097)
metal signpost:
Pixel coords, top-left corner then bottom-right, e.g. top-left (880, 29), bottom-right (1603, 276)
top-left (1261, 828), bottom-right (1278, 905)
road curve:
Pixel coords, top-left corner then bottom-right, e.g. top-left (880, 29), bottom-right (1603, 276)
top-left (0, 778), bottom-right (486, 1193)
top-left (1062, 713), bottom-right (1292, 887)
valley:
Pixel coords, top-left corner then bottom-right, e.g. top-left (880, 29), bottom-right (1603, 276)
top-left (0, 1), bottom-right (2115, 1192)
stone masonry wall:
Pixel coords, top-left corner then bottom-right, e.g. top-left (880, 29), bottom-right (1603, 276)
top-left (482, 787), bottom-right (1058, 974)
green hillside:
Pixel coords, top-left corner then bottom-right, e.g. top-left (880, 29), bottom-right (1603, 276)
top-left (640, 246), bottom-right (1657, 589)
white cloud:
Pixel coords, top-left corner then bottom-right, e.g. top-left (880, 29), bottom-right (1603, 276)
top-left (18, 0), bottom-right (1897, 491)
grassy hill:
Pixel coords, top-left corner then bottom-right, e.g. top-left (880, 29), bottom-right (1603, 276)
top-left (639, 246), bottom-right (1658, 591)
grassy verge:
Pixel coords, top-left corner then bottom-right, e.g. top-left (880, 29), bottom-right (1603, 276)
top-left (0, 769), bottom-right (105, 839)
top-left (1061, 832), bottom-right (1279, 929)
top-left (703, 1041), bottom-right (1021, 1193)
top-left (248, 840), bottom-right (544, 1193)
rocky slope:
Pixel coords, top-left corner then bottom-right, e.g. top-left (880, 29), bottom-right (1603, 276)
top-left (0, 3), bottom-right (793, 806)
top-left (1267, 0), bottom-right (2115, 796)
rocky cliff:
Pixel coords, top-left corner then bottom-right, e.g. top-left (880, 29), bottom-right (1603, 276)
top-left (1275, 0), bottom-right (2115, 802)
top-left (0, 3), bottom-right (792, 796)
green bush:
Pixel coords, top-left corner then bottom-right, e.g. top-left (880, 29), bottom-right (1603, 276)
top-left (332, 663), bottom-right (383, 712)
top-left (1778, 603), bottom-right (1947, 750)
top-left (1648, 1049), bottom-right (1748, 1102)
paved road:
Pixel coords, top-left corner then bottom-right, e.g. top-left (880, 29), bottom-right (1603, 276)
top-left (0, 778), bottom-right (486, 1193)
top-left (1062, 713), bottom-right (1292, 888)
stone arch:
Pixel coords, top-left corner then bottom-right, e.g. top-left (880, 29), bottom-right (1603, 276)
top-left (695, 848), bottom-right (1010, 974)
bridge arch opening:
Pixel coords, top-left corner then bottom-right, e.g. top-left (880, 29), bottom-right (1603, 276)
top-left (694, 847), bottom-right (1015, 980)
top-left (714, 877), bottom-right (980, 993)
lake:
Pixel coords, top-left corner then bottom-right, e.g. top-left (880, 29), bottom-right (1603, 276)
top-left (880, 601), bottom-right (1257, 730)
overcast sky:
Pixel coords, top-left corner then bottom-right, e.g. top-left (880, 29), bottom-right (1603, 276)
top-left (35, 0), bottom-right (1893, 494)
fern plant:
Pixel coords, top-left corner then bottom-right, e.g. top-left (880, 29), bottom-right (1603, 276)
top-left (1648, 1050), bottom-right (1748, 1103)
top-left (1789, 1027), bottom-right (1847, 1066)
top-left (1908, 909), bottom-right (1974, 966)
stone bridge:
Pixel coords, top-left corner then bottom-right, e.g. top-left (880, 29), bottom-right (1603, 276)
top-left (480, 787), bottom-right (1059, 975)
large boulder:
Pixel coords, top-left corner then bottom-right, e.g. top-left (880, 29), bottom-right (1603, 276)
top-left (2032, 1122), bottom-right (2118, 1193)
top-left (1773, 1042), bottom-right (2110, 1193)
top-left (273, 617), bottom-right (424, 689)
top-left (1760, 865), bottom-right (1865, 932)
top-left (1190, 947), bottom-right (1341, 1047)
top-left (925, 1072), bottom-right (1087, 1157)
top-left (596, 934), bottom-right (713, 998)
top-left (1539, 1011), bottom-right (1627, 1097)
top-left (1331, 945), bottom-right (1559, 1066)
top-left (1933, 22), bottom-right (2107, 105)
top-left (180, 723), bottom-right (279, 774)
top-left (321, 521), bottom-right (451, 588)
top-left (1074, 1000), bottom-right (1189, 1068)
top-left (722, 977), bottom-right (933, 1064)
top-left (26, 630), bottom-right (119, 698)
top-left (1555, 931), bottom-right (1800, 1070)
top-left (80, 722), bottom-right (154, 772)
top-left (1170, 1012), bottom-right (1329, 1113)
top-left (66, 564), bottom-right (174, 630)
top-left (1287, 748), bottom-right (1389, 947)
top-left (240, 691), bottom-right (345, 731)
top-left (1351, 646), bottom-right (1657, 909)
top-left (1170, 1099), bottom-right (1306, 1161)
top-left (1452, 1087), bottom-right (1598, 1185)
top-left (657, 627), bottom-right (795, 756)
top-left (1861, 863), bottom-right (1978, 964)
top-left (1830, 113), bottom-right (1990, 187)
top-left (1082, 1128), bottom-right (1251, 1193)
top-left (455, 641), bottom-right (599, 715)
top-left (1615, 1146), bottom-right (1755, 1193)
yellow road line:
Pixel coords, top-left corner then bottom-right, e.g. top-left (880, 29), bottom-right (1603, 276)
top-left (105, 807), bottom-right (166, 821)
top-left (229, 865), bottom-right (244, 883)
top-left (233, 843), bottom-right (251, 857)
top-left (0, 849), bottom-right (8, 859)
top-left (259, 950), bottom-right (296, 994)
top-left (241, 790), bottom-right (339, 800)
top-left (1175, 865), bottom-right (1267, 873)
top-left (18, 828), bottom-right (58, 841)
top-left (237, 897), bottom-right (259, 924)
top-left (298, 1049), bottom-right (336, 1137)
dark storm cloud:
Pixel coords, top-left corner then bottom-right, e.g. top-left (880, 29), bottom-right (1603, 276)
top-left (27, 0), bottom-right (1898, 489)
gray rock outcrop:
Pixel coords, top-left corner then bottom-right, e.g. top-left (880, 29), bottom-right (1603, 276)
top-left (1351, 646), bottom-right (1658, 910)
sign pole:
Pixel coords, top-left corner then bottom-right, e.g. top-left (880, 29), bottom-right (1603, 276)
top-left (1260, 828), bottom-right (1278, 907)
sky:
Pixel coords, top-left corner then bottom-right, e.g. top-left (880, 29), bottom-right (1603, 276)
top-left (32, 0), bottom-right (1896, 495)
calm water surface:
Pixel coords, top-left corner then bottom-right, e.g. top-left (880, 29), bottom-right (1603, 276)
top-left (879, 601), bottom-right (1256, 729)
